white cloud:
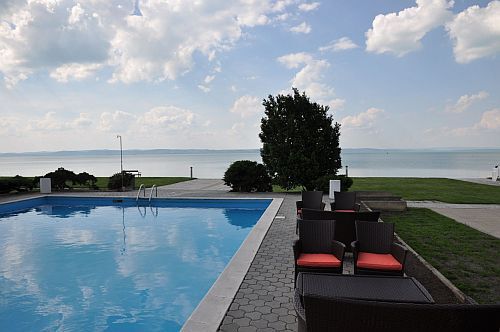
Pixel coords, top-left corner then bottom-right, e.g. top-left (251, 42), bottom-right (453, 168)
top-left (278, 52), bottom-right (338, 104)
top-left (319, 37), bottom-right (358, 52)
top-left (230, 95), bottom-right (262, 118)
top-left (138, 106), bottom-right (195, 131)
top-left (290, 21), bottom-right (311, 34)
top-left (476, 109), bottom-right (500, 130)
top-left (27, 112), bottom-right (93, 131)
top-left (280, 53), bottom-right (332, 99)
top-left (98, 110), bottom-right (137, 133)
top-left (327, 98), bottom-right (346, 111)
top-left (277, 52), bottom-right (313, 68)
top-left (68, 3), bottom-right (84, 25)
top-left (50, 63), bottom-right (103, 82)
top-left (298, 2), bottom-right (320, 12)
top-left (366, 0), bottom-right (454, 56)
top-left (446, 1), bottom-right (500, 63)
top-left (446, 91), bottom-right (489, 113)
top-left (204, 75), bottom-right (215, 84)
top-left (341, 108), bottom-right (384, 129)
top-left (0, 0), bottom-right (297, 86)
top-left (198, 85), bottom-right (210, 93)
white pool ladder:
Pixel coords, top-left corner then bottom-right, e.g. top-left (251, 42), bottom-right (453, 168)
top-left (136, 184), bottom-right (146, 201)
top-left (149, 184), bottom-right (158, 202)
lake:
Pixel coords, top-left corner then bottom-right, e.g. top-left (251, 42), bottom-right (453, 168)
top-left (0, 149), bottom-right (499, 179)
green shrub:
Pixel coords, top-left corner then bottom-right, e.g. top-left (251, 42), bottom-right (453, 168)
top-left (108, 172), bottom-right (135, 190)
top-left (0, 175), bottom-right (33, 194)
top-left (223, 160), bottom-right (272, 192)
top-left (313, 174), bottom-right (353, 192)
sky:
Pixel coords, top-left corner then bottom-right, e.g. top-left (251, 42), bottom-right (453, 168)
top-left (0, 0), bottom-right (499, 153)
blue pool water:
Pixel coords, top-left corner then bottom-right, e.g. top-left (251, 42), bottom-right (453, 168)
top-left (0, 197), bottom-right (270, 331)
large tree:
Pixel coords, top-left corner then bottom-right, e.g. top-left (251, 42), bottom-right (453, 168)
top-left (259, 88), bottom-right (342, 190)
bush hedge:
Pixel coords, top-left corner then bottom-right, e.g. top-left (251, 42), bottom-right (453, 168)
top-left (0, 176), bottom-right (34, 194)
top-left (223, 160), bottom-right (272, 192)
top-left (108, 172), bottom-right (135, 190)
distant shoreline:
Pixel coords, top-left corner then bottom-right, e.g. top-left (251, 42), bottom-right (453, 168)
top-left (2, 147), bottom-right (500, 157)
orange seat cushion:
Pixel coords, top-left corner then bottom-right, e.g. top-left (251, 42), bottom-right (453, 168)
top-left (297, 253), bottom-right (341, 268)
top-left (335, 209), bottom-right (355, 212)
top-left (357, 252), bottom-right (402, 271)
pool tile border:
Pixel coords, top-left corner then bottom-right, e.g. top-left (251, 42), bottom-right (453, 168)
top-left (181, 197), bottom-right (283, 332)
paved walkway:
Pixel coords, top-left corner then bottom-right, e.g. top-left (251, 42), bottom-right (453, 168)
top-left (459, 178), bottom-right (500, 186)
top-left (408, 201), bottom-right (500, 239)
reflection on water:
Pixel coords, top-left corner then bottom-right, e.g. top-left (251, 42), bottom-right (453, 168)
top-left (0, 204), bottom-right (264, 331)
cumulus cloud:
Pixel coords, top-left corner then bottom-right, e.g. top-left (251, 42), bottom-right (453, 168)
top-left (476, 109), bottom-right (500, 130)
top-left (0, 0), bottom-right (297, 86)
top-left (290, 22), bottom-right (311, 34)
top-left (137, 106), bottom-right (194, 132)
top-left (366, 0), bottom-right (454, 56)
top-left (426, 108), bottom-right (500, 138)
top-left (446, 1), bottom-right (500, 63)
top-left (298, 2), bottom-right (320, 12)
top-left (319, 37), bottom-right (358, 52)
top-left (278, 52), bottom-right (334, 101)
top-left (327, 98), bottom-right (346, 111)
top-left (50, 63), bottom-right (103, 82)
top-left (230, 95), bottom-right (262, 118)
top-left (446, 91), bottom-right (489, 113)
top-left (341, 108), bottom-right (384, 129)
top-left (98, 110), bottom-right (137, 133)
top-left (27, 112), bottom-right (93, 131)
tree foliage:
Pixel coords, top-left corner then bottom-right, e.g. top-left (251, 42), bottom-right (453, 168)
top-left (259, 88), bottom-right (342, 191)
top-left (108, 172), bottom-right (135, 190)
top-left (223, 160), bottom-right (272, 192)
top-left (35, 168), bottom-right (98, 190)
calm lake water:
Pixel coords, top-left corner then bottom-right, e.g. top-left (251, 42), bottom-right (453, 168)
top-left (1, 149), bottom-right (499, 178)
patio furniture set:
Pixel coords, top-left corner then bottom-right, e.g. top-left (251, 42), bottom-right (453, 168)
top-left (293, 191), bottom-right (500, 331)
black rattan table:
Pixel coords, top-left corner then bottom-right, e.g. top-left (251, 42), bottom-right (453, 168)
top-left (297, 273), bottom-right (434, 304)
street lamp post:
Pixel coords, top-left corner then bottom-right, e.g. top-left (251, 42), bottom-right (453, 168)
top-left (117, 135), bottom-right (124, 191)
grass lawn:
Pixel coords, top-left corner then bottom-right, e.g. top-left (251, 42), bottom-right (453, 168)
top-left (383, 208), bottom-right (500, 304)
top-left (94, 177), bottom-right (191, 189)
top-left (351, 177), bottom-right (500, 204)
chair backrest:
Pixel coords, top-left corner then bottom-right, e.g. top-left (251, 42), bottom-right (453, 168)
top-left (304, 295), bottom-right (500, 332)
top-left (355, 221), bottom-right (394, 254)
top-left (333, 191), bottom-right (356, 210)
top-left (331, 211), bottom-right (357, 249)
top-left (302, 208), bottom-right (334, 220)
top-left (302, 191), bottom-right (324, 210)
top-left (355, 211), bottom-right (380, 222)
top-left (298, 219), bottom-right (335, 253)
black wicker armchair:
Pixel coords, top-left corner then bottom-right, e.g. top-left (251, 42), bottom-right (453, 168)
top-left (355, 211), bottom-right (380, 222)
top-left (330, 191), bottom-right (360, 212)
top-left (300, 209), bottom-right (378, 252)
top-left (296, 293), bottom-right (500, 332)
top-left (296, 191), bottom-right (325, 217)
top-left (293, 219), bottom-right (345, 283)
top-left (352, 221), bottom-right (407, 276)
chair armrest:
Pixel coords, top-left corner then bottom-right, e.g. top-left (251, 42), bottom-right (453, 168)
top-left (331, 240), bottom-right (346, 261)
top-left (391, 242), bottom-right (408, 265)
top-left (293, 239), bottom-right (302, 261)
top-left (351, 240), bottom-right (359, 261)
top-left (354, 203), bottom-right (361, 211)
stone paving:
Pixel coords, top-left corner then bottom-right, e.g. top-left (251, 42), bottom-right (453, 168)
top-left (217, 193), bottom-right (354, 332)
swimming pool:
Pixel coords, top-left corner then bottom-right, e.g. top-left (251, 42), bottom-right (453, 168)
top-left (0, 196), bottom-right (272, 331)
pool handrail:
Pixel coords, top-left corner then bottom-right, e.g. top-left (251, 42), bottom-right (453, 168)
top-left (136, 184), bottom-right (146, 201)
top-left (149, 184), bottom-right (158, 202)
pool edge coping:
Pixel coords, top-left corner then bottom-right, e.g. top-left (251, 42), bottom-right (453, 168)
top-left (181, 197), bottom-right (284, 332)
